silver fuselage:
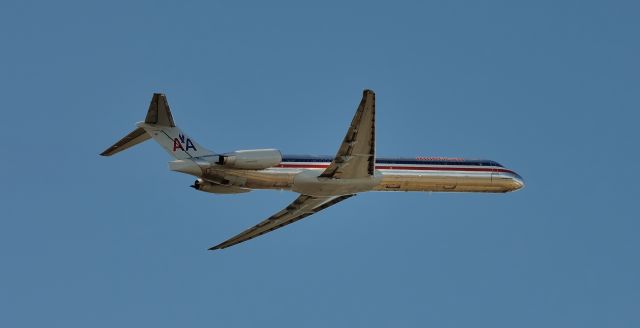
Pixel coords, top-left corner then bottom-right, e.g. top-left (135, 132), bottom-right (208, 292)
top-left (177, 155), bottom-right (524, 195)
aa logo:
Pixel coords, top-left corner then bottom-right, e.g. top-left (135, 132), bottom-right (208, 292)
top-left (173, 134), bottom-right (197, 152)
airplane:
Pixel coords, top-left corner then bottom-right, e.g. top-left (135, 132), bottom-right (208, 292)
top-left (101, 90), bottom-right (524, 250)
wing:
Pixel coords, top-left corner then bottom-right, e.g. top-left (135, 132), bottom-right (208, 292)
top-left (210, 194), bottom-right (355, 250)
top-left (320, 89), bottom-right (376, 179)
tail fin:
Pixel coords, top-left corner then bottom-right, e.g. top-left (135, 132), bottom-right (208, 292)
top-left (100, 126), bottom-right (150, 156)
top-left (100, 93), bottom-right (214, 159)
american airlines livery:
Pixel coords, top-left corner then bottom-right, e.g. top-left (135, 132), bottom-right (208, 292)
top-left (101, 90), bottom-right (524, 250)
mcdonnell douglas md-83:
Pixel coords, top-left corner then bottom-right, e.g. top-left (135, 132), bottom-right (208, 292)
top-left (101, 90), bottom-right (524, 250)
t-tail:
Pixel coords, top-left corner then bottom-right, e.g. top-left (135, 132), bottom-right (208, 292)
top-left (100, 93), bottom-right (214, 162)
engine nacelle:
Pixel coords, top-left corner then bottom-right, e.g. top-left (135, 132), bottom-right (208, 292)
top-left (191, 179), bottom-right (250, 194)
top-left (217, 149), bottom-right (282, 170)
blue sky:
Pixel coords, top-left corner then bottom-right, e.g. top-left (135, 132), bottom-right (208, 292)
top-left (1, 1), bottom-right (638, 327)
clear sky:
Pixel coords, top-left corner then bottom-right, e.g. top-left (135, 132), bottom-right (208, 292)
top-left (1, 1), bottom-right (638, 327)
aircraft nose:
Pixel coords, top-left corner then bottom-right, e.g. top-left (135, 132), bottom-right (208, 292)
top-left (511, 172), bottom-right (525, 191)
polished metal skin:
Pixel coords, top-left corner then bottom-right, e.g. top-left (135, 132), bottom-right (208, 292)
top-left (190, 158), bottom-right (523, 194)
top-left (102, 91), bottom-right (523, 250)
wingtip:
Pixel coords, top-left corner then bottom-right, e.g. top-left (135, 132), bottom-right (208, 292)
top-left (363, 89), bottom-right (375, 95)
top-left (100, 147), bottom-right (115, 156)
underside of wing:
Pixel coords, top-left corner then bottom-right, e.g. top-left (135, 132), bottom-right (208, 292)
top-left (320, 89), bottom-right (376, 179)
top-left (210, 194), bottom-right (355, 250)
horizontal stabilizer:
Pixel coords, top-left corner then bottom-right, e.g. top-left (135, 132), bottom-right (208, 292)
top-left (100, 127), bottom-right (150, 156)
top-left (145, 93), bottom-right (175, 127)
top-left (100, 93), bottom-right (213, 159)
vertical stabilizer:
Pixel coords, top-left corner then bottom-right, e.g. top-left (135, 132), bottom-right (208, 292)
top-left (101, 93), bottom-right (214, 159)
top-left (100, 127), bottom-right (150, 156)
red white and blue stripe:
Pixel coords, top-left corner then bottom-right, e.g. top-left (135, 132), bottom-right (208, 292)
top-left (276, 155), bottom-right (519, 176)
